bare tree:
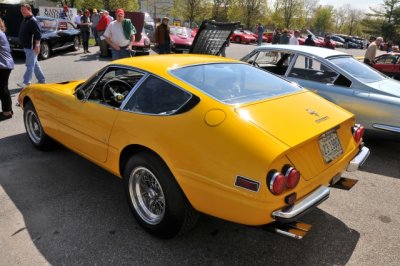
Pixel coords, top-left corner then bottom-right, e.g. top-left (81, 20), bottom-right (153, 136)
top-left (348, 8), bottom-right (363, 35)
top-left (303, 0), bottom-right (319, 26)
top-left (279, 0), bottom-right (303, 29)
top-left (334, 5), bottom-right (350, 32)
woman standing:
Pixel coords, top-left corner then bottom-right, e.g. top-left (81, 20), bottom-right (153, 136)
top-left (0, 18), bottom-right (14, 121)
top-left (80, 10), bottom-right (92, 53)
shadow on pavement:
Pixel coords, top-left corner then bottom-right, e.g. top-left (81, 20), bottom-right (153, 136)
top-left (361, 137), bottom-right (400, 179)
top-left (0, 133), bottom-right (359, 265)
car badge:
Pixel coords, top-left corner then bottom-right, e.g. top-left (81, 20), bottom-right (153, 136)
top-left (306, 108), bottom-right (319, 117)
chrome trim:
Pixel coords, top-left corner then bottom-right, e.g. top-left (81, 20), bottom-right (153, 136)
top-left (272, 186), bottom-right (330, 220)
top-left (372, 124), bottom-right (400, 133)
top-left (347, 146), bottom-right (370, 172)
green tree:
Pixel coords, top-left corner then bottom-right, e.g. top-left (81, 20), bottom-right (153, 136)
top-left (312, 6), bottom-right (333, 35)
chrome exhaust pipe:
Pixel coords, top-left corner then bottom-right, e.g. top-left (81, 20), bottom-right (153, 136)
top-left (262, 221), bottom-right (312, 240)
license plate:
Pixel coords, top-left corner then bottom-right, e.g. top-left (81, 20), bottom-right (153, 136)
top-left (319, 130), bottom-right (343, 163)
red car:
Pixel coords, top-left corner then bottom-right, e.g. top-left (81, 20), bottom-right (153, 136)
top-left (169, 26), bottom-right (194, 53)
top-left (230, 30), bottom-right (257, 44)
top-left (373, 53), bottom-right (400, 80)
top-left (263, 32), bottom-right (273, 43)
top-left (243, 30), bottom-right (268, 42)
top-left (132, 31), bottom-right (151, 55)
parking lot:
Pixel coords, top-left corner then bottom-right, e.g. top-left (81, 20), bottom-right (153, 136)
top-left (0, 44), bottom-right (399, 265)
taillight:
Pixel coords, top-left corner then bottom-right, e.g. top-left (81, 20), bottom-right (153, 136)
top-left (352, 124), bottom-right (365, 143)
top-left (283, 165), bottom-right (300, 188)
top-left (267, 171), bottom-right (286, 195)
top-left (267, 165), bottom-right (301, 195)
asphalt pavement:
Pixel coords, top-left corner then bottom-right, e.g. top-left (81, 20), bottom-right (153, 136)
top-left (0, 43), bottom-right (399, 266)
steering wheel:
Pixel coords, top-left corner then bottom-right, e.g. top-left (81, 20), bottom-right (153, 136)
top-left (102, 79), bottom-right (131, 107)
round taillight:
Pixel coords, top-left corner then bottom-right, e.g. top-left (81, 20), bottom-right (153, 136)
top-left (353, 125), bottom-right (365, 143)
top-left (285, 167), bottom-right (300, 188)
top-left (268, 171), bottom-right (286, 195)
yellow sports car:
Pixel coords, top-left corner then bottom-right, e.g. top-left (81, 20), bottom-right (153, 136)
top-left (18, 55), bottom-right (370, 239)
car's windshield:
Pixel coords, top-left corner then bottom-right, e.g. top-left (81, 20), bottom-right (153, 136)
top-left (170, 63), bottom-right (302, 104)
top-left (329, 56), bottom-right (385, 83)
top-left (38, 18), bottom-right (57, 32)
top-left (170, 27), bottom-right (189, 36)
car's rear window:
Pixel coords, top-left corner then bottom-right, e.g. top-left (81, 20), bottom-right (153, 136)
top-left (329, 56), bottom-right (385, 83)
top-left (170, 63), bottom-right (302, 104)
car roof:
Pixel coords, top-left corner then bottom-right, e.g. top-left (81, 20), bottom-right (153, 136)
top-left (255, 45), bottom-right (349, 59)
top-left (112, 54), bottom-right (240, 75)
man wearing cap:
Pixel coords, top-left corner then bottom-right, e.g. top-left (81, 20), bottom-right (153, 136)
top-left (155, 17), bottom-right (171, 54)
top-left (103, 8), bottom-right (136, 60)
top-left (96, 10), bottom-right (110, 57)
top-left (91, 9), bottom-right (100, 46)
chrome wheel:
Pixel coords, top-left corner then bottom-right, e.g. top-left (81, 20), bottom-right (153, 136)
top-left (73, 37), bottom-right (79, 51)
top-left (40, 42), bottom-right (50, 59)
top-left (25, 109), bottom-right (42, 144)
top-left (129, 166), bottom-right (165, 225)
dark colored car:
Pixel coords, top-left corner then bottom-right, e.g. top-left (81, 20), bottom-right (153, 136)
top-left (373, 53), bottom-right (400, 80)
top-left (8, 16), bottom-right (80, 60)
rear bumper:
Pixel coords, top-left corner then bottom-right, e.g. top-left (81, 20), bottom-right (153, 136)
top-left (272, 186), bottom-right (330, 222)
top-left (347, 146), bottom-right (370, 172)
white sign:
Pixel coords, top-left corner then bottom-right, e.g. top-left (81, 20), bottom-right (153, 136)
top-left (38, 6), bottom-right (77, 21)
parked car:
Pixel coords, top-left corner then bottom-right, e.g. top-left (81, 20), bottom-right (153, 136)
top-left (8, 16), bottom-right (80, 60)
top-left (373, 52), bottom-right (400, 80)
top-left (241, 45), bottom-right (400, 137)
top-left (131, 30), bottom-right (151, 55)
top-left (230, 29), bottom-right (257, 44)
top-left (18, 54), bottom-right (369, 239)
top-left (169, 26), bottom-right (194, 53)
top-left (244, 30), bottom-right (268, 42)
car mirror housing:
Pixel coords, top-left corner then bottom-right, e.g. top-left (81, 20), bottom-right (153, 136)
top-left (75, 88), bottom-right (86, 100)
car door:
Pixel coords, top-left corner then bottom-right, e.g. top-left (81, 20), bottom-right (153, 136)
top-left (56, 66), bottom-right (144, 163)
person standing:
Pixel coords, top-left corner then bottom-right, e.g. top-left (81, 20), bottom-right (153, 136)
top-left (0, 18), bottom-right (14, 121)
top-left (59, 5), bottom-right (69, 20)
top-left (323, 35), bottom-right (335, 50)
top-left (256, 23), bottom-right (264, 46)
top-left (103, 9), bottom-right (136, 60)
top-left (80, 9), bottom-right (92, 53)
top-left (96, 10), bottom-right (110, 57)
top-left (17, 4), bottom-right (45, 88)
top-left (272, 28), bottom-right (281, 44)
top-left (91, 9), bottom-right (100, 46)
top-left (280, 29), bottom-right (290, 44)
top-left (155, 17), bottom-right (171, 54)
top-left (304, 34), bottom-right (315, 69)
top-left (289, 30), bottom-right (300, 45)
top-left (364, 37), bottom-right (383, 66)
top-left (74, 10), bottom-right (82, 28)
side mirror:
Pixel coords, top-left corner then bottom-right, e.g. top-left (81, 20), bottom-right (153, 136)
top-left (75, 88), bottom-right (86, 100)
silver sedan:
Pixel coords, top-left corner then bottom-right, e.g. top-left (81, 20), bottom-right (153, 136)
top-left (241, 45), bottom-right (400, 137)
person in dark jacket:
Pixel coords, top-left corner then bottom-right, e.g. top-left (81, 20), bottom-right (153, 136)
top-left (80, 9), bottom-right (92, 53)
top-left (17, 4), bottom-right (45, 88)
top-left (0, 18), bottom-right (14, 121)
top-left (155, 17), bottom-right (171, 54)
top-left (304, 34), bottom-right (315, 69)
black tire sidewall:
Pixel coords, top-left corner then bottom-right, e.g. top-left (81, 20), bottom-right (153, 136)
top-left (123, 153), bottom-right (187, 239)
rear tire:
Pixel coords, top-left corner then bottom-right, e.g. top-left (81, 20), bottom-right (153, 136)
top-left (39, 42), bottom-right (50, 60)
top-left (23, 101), bottom-right (55, 150)
top-left (72, 36), bottom-right (79, 51)
top-left (123, 152), bottom-right (199, 239)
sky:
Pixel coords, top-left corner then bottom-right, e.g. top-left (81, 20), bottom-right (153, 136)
top-left (319, 0), bottom-right (383, 11)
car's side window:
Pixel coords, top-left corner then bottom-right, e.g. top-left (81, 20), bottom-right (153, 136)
top-left (288, 55), bottom-right (339, 84)
top-left (87, 67), bottom-right (144, 108)
top-left (376, 55), bottom-right (397, 64)
top-left (124, 75), bottom-right (191, 115)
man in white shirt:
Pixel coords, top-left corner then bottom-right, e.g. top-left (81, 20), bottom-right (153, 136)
top-left (74, 10), bottom-right (82, 28)
top-left (289, 30), bottom-right (299, 45)
top-left (103, 8), bottom-right (136, 60)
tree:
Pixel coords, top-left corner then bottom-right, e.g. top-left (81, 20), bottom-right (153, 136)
top-left (211, 0), bottom-right (231, 21)
top-left (333, 4), bottom-right (350, 33)
top-left (312, 6), bottom-right (333, 35)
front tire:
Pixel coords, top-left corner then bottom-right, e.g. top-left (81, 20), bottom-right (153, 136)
top-left (23, 101), bottom-right (55, 150)
top-left (124, 152), bottom-right (198, 239)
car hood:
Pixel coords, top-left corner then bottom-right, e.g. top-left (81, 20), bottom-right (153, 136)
top-left (365, 78), bottom-right (400, 97)
top-left (189, 20), bottom-right (240, 55)
top-left (236, 91), bottom-right (353, 147)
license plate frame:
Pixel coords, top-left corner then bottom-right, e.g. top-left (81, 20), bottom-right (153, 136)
top-left (319, 130), bottom-right (343, 163)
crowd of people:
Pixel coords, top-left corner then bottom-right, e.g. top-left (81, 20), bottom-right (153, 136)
top-left (0, 4), bottom-right (390, 122)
